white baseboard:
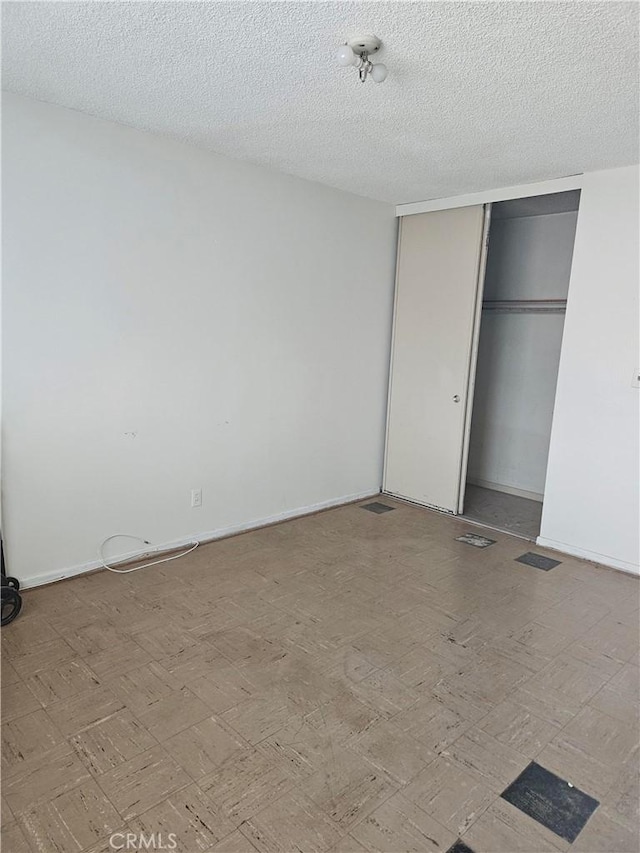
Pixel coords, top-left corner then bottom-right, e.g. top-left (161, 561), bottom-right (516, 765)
top-left (467, 477), bottom-right (544, 503)
top-left (536, 536), bottom-right (639, 576)
top-left (20, 489), bottom-right (379, 590)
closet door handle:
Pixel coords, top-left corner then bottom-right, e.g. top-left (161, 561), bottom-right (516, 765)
top-left (453, 395), bottom-right (460, 403)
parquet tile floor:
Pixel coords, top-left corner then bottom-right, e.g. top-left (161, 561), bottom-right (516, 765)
top-left (2, 498), bottom-right (638, 852)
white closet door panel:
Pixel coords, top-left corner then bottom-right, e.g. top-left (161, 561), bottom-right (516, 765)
top-left (384, 206), bottom-right (486, 512)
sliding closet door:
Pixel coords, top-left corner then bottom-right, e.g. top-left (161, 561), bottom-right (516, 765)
top-left (384, 205), bottom-right (487, 512)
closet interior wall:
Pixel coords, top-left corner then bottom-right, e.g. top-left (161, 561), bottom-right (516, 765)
top-left (466, 196), bottom-right (580, 503)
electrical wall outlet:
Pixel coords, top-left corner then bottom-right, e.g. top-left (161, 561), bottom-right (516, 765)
top-left (191, 488), bottom-right (202, 508)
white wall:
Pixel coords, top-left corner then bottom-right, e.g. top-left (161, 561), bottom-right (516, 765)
top-left (467, 212), bottom-right (577, 499)
top-left (540, 165), bottom-right (639, 573)
top-left (2, 93), bottom-right (397, 586)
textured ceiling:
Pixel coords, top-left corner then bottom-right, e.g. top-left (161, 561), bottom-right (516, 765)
top-left (2, 2), bottom-right (638, 203)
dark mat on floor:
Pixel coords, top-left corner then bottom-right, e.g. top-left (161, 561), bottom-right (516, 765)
top-left (456, 532), bottom-right (496, 548)
top-left (446, 840), bottom-right (476, 853)
top-left (361, 502), bottom-right (395, 513)
top-left (501, 761), bottom-right (599, 843)
top-left (515, 552), bottom-right (561, 571)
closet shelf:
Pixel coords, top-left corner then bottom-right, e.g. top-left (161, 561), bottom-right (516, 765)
top-left (482, 299), bottom-right (567, 314)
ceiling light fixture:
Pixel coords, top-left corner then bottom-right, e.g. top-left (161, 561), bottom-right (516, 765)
top-left (337, 34), bottom-right (388, 83)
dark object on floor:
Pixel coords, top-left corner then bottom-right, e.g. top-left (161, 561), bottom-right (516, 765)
top-left (456, 532), bottom-right (496, 548)
top-left (446, 840), bottom-right (476, 853)
top-left (361, 501), bottom-right (395, 513)
top-left (501, 761), bottom-right (599, 843)
top-left (1, 533), bottom-right (22, 626)
top-left (1, 587), bottom-right (22, 626)
top-left (516, 552), bottom-right (561, 571)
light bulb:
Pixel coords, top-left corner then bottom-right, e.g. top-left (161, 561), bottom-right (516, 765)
top-left (371, 63), bottom-right (388, 83)
top-left (337, 44), bottom-right (357, 67)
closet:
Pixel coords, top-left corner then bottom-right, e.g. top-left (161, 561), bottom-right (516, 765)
top-left (383, 190), bottom-right (580, 540)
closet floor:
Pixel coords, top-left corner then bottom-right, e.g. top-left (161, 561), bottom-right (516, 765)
top-left (2, 498), bottom-right (638, 853)
top-left (463, 484), bottom-right (543, 541)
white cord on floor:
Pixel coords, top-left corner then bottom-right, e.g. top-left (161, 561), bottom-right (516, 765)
top-left (98, 534), bottom-right (199, 574)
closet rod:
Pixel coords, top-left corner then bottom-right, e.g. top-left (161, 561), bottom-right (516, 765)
top-left (482, 298), bottom-right (567, 314)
